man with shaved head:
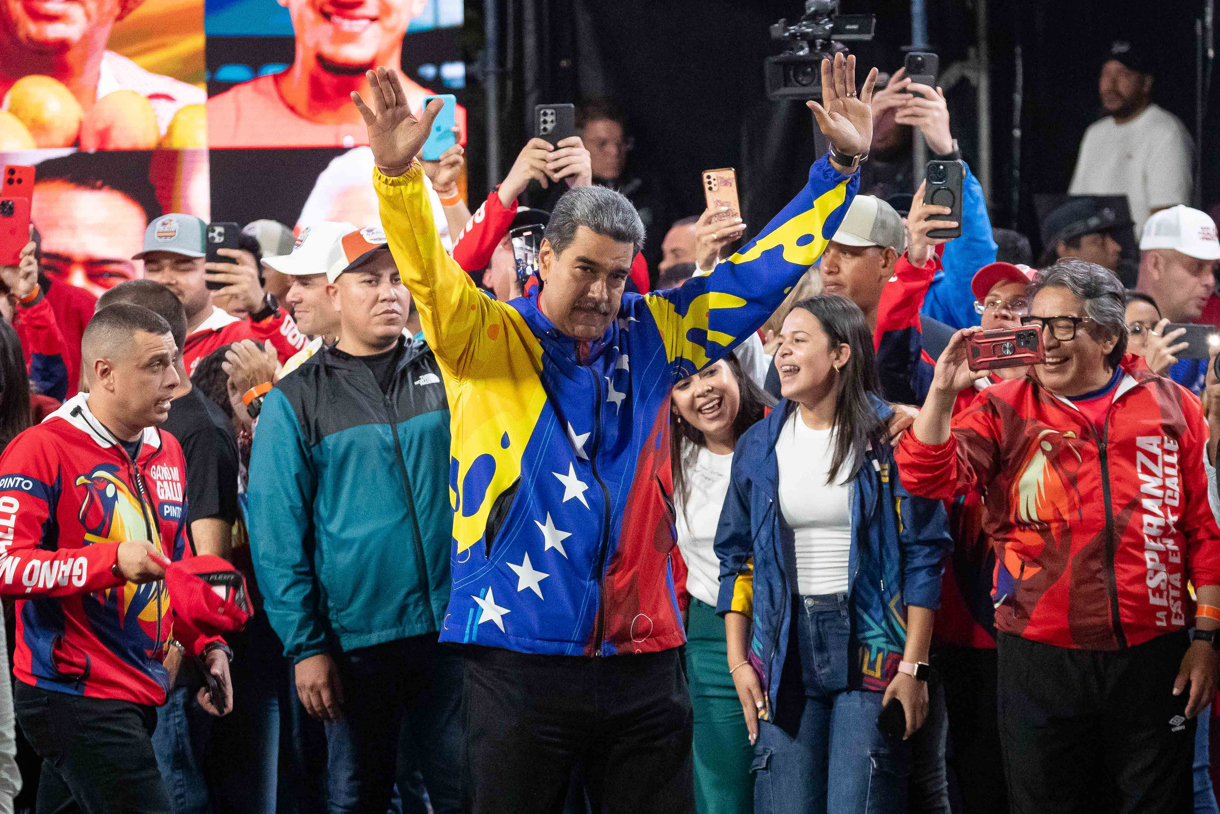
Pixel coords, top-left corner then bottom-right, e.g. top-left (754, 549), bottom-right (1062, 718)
top-left (1, 303), bottom-right (233, 813)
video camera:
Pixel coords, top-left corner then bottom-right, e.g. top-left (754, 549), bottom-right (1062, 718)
top-left (765, 0), bottom-right (876, 101)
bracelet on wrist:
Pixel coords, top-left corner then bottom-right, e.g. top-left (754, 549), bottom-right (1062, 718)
top-left (1197, 603), bottom-right (1220, 623)
top-left (729, 661), bottom-right (752, 676)
top-left (437, 190), bottom-right (463, 207)
top-left (242, 382), bottom-right (273, 407)
top-left (17, 285), bottom-right (40, 306)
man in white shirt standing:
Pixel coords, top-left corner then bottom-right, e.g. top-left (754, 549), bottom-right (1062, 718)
top-left (1069, 39), bottom-right (1193, 236)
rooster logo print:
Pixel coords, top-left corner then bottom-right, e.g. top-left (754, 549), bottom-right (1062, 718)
top-left (75, 465), bottom-right (168, 645)
top-left (1012, 429), bottom-right (1083, 527)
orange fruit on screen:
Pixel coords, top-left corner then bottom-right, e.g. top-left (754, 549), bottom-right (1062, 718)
top-left (2, 75), bottom-right (82, 148)
top-left (159, 104), bottom-right (207, 149)
top-left (79, 90), bottom-right (159, 151)
top-left (0, 112), bottom-right (35, 150)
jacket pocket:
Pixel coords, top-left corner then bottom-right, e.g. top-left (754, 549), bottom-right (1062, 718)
top-left (484, 478), bottom-right (521, 560)
top-left (50, 635), bottom-right (91, 685)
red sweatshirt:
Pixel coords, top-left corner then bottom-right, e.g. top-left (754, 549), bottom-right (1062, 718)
top-left (0, 394), bottom-right (218, 705)
top-left (42, 276), bottom-right (95, 398)
top-left (183, 306), bottom-right (308, 377)
top-left (13, 292), bottom-right (69, 402)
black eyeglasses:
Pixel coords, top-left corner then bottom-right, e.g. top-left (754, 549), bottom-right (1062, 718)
top-left (1019, 314), bottom-right (1095, 341)
top-left (1126, 320), bottom-right (1156, 336)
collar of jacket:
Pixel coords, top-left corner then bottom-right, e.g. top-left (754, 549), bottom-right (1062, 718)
top-left (1017, 352), bottom-right (1153, 407)
top-left (752, 393), bottom-right (894, 488)
top-left (514, 292), bottom-right (617, 366)
top-left (319, 334), bottom-right (428, 371)
top-left (49, 393), bottom-right (164, 454)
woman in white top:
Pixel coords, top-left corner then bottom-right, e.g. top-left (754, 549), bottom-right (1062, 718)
top-left (670, 353), bottom-right (773, 814)
top-left (715, 295), bottom-right (950, 814)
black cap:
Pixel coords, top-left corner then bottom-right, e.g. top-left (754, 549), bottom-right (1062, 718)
top-left (1040, 197), bottom-right (1133, 248)
top-left (886, 193), bottom-right (914, 218)
top-left (1107, 39), bottom-right (1153, 76)
top-left (510, 207), bottom-right (550, 232)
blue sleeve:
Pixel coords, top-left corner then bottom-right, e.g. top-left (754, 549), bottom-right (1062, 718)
top-left (894, 461), bottom-right (952, 610)
top-left (644, 157), bottom-right (858, 380)
top-left (245, 388), bottom-right (327, 663)
top-left (714, 442), bottom-right (760, 617)
top-left (28, 353), bottom-right (67, 402)
top-left (921, 162), bottom-right (996, 330)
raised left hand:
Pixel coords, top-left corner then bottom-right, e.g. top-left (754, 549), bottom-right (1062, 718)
top-left (1175, 638), bottom-right (1220, 718)
top-left (906, 180), bottom-right (958, 268)
top-left (423, 134), bottom-right (465, 196)
top-left (1142, 319), bottom-right (1189, 376)
top-left (206, 248), bottom-right (265, 317)
top-left (882, 672), bottom-right (928, 739)
top-left (197, 647), bottom-right (234, 717)
top-left (807, 52), bottom-right (879, 160)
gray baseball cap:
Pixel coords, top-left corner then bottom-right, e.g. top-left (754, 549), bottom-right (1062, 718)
top-left (829, 195), bottom-right (906, 255)
top-left (133, 214), bottom-right (206, 260)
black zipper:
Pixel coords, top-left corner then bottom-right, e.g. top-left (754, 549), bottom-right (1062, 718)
top-left (588, 370), bottom-right (613, 656)
top-left (1096, 419), bottom-right (1127, 649)
top-left (383, 389), bottom-right (439, 630)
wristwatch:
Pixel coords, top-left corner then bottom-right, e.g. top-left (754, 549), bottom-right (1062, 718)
top-left (932, 138), bottom-right (963, 161)
top-left (828, 143), bottom-right (868, 173)
top-left (898, 660), bottom-right (931, 681)
top-left (1192, 628), bottom-right (1220, 651)
top-left (243, 382), bottom-right (272, 419)
top-left (250, 292), bottom-right (278, 323)
top-left (203, 642), bottom-right (234, 663)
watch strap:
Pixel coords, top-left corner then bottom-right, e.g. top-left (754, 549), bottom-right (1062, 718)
top-left (242, 382), bottom-right (272, 407)
top-left (828, 144), bottom-right (867, 173)
top-left (1192, 628), bottom-right (1220, 650)
top-left (933, 138), bottom-right (963, 162)
top-left (250, 293), bottom-right (278, 323)
top-left (898, 660), bottom-right (930, 681)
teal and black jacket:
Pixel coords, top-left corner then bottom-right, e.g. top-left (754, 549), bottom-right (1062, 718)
top-left (246, 337), bottom-right (452, 662)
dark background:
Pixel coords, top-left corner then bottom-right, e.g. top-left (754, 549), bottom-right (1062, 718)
top-left (460, 0), bottom-right (1218, 263)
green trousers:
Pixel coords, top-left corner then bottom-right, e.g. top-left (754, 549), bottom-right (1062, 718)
top-left (686, 597), bottom-right (754, 814)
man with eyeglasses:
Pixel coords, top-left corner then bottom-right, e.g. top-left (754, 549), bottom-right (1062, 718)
top-left (1136, 205), bottom-right (1220, 393)
top-left (897, 257), bottom-right (1220, 814)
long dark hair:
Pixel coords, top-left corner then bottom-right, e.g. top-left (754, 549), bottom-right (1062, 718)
top-left (788, 295), bottom-right (885, 484)
top-left (669, 352), bottom-right (773, 510)
top-left (0, 320), bottom-right (31, 452)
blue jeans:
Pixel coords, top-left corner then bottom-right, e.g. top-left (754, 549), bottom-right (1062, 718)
top-left (753, 594), bottom-right (909, 814)
top-left (324, 635), bottom-right (463, 814)
top-left (152, 686), bottom-right (212, 814)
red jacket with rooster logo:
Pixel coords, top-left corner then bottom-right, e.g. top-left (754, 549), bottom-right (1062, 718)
top-left (0, 394), bottom-right (212, 705)
top-left (895, 356), bottom-right (1220, 650)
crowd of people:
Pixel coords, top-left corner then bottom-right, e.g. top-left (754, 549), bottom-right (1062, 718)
top-left (0, 31), bottom-right (1217, 814)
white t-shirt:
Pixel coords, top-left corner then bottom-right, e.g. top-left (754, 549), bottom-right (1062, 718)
top-left (1069, 103), bottom-right (1193, 236)
top-left (674, 443), bottom-right (734, 608)
top-left (776, 409), bottom-right (854, 596)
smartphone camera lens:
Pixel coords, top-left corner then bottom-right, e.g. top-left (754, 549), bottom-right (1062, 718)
top-left (910, 56), bottom-right (924, 71)
top-left (928, 163), bottom-right (947, 184)
top-left (1016, 332), bottom-right (1032, 349)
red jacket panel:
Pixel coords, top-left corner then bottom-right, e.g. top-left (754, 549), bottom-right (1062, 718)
top-left (183, 306), bottom-right (308, 377)
top-left (42, 277), bottom-right (96, 398)
top-left (896, 357), bottom-right (1220, 650)
top-left (452, 190), bottom-right (518, 273)
top-left (0, 394), bottom-right (211, 705)
top-left (14, 294), bottom-right (69, 401)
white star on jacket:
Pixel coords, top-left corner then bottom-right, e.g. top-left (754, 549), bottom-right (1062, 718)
top-left (508, 553), bottom-right (549, 599)
top-left (553, 463), bottom-right (590, 508)
top-left (605, 378), bottom-right (626, 411)
top-left (615, 353), bottom-right (630, 372)
top-left (535, 512), bottom-right (572, 557)
top-left (566, 422), bottom-right (590, 461)
top-left (472, 587), bottom-right (511, 632)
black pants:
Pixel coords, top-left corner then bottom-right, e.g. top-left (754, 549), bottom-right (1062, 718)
top-left (997, 631), bottom-right (1195, 814)
top-left (463, 646), bottom-right (694, 814)
top-left (324, 634), bottom-right (464, 814)
top-left (935, 646), bottom-right (1007, 814)
top-left (14, 682), bottom-right (171, 814)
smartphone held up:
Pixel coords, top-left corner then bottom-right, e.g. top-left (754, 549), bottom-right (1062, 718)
top-left (703, 168), bottom-right (741, 226)
top-left (0, 165), bottom-right (34, 266)
top-left (966, 327), bottom-right (1045, 372)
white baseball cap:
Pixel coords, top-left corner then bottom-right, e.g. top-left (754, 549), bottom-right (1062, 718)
top-left (1139, 205), bottom-right (1220, 260)
top-left (829, 195), bottom-right (906, 255)
top-left (263, 222), bottom-right (391, 283)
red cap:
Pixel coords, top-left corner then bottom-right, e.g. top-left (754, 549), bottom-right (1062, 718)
top-left (970, 262), bottom-right (1037, 303)
top-left (161, 555), bottom-right (252, 640)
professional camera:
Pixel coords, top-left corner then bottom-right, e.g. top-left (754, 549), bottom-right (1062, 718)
top-left (765, 0), bottom-right (876, 101)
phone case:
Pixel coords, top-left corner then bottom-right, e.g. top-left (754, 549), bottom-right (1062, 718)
top-left (925, 160), bottom-right (965, 240)
top-left (534, 104), bottom-right (576, 146)
top-left (904, 51), bottom-right (939, 87)
top-left (703, 168), bottom-right (741, 226)
top-left (1163, 323), bottom-right (1220, 360)
top-left (0, 167), bottom-right (34, 266)
top-left (205, 222), bottom-right (241, 290)
top-left (421, 95), bottom-right (457, 161)
top-left (877, 697), bottom-right (906, 739)
top-left (966, 328), bottom-right (1044, 371)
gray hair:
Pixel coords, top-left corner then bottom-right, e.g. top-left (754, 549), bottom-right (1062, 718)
top-left (1032, 259), bottom-right (1128, 367)
top-left (545, 185), bottom-right (645, 258)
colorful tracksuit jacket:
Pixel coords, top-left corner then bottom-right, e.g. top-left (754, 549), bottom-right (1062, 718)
top-left (896, 358), bottom-right (1220, 650)
top-left (0, 395), bottom-right (214, 705)
top-left (375, 156), bottom-right (857, 656)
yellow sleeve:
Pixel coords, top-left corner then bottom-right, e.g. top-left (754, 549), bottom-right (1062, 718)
top-left (374, 163), bottom-right (510, 379)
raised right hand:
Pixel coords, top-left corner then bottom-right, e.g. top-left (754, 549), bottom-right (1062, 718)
top-left (693, 206), bottom-right (746, 271)
top-left (498, 138), bottom-right (556, 206)
top-left (932, 327), bottom-right (990, 396)
top-left (730, 661), bottom-right (767, 745)
top-left (116, 540), bottom-right (167, 583)
top-left (905, 180), bottom-right (958, 268)
top-left (352, 67), bottom-right (443, 177)
top-left (295, 653), bottom-right (344, 722)
top-left (1141, 319), bottom-right (1189, 376)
